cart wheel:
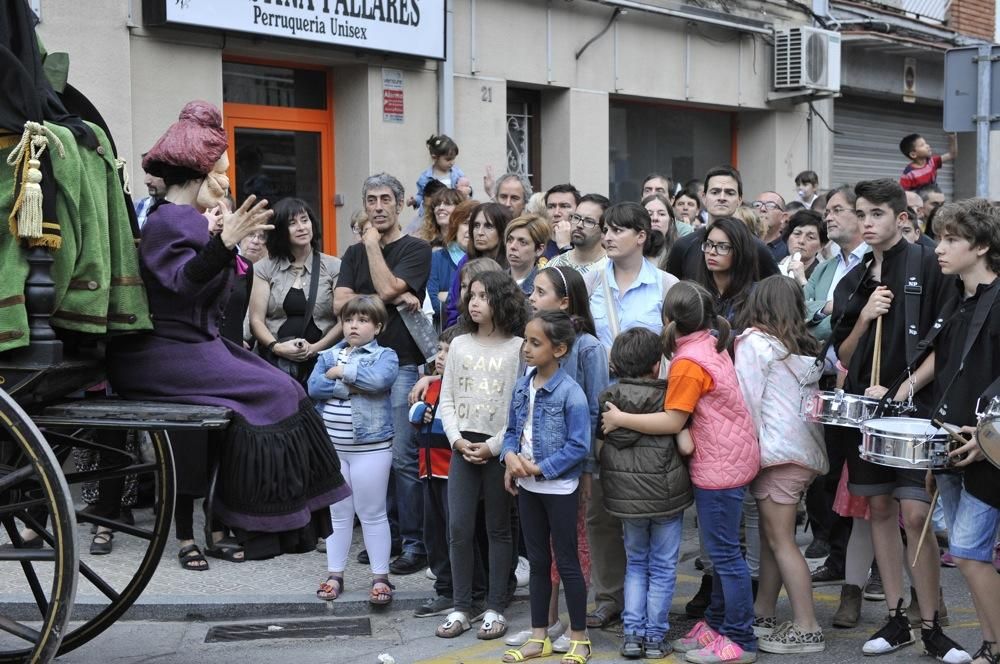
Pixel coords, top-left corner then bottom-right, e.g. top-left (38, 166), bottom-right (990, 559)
top-left (39, 427), bottom-right (175, 657)
top-left (0, 388), bottom-right (78, 664)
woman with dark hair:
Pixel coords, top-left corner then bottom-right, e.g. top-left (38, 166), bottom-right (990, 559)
top-left (249, 198), bottom-right (342, 384)
top-left (779, 210), bottom-right (828, 287)
top-left (443, 202), bottom-right (515, 327)
top-left (696, 216), bottom-right (760, 324)
top-left (586, 202), bottom-right (679, 352)
top-left (643, 193), bottom-right (693, 272)
top-left (107, 101), bottom-right (349, 562)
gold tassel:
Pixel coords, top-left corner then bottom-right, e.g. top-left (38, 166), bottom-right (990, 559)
top-left (6, 121), bottom-right (65, 242)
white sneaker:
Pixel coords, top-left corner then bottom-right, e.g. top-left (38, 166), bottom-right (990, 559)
top-left (425, 567), bottom-right (436, 580)
top-left (515, 556), bottom-right (530, 588)
top-left (552, 634), bottom-right (571, 652)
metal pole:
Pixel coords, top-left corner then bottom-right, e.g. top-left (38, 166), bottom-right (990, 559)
top-left (439, 0), bottom-right (455, 136)
top-left (976, 44), bottom-right (991, 198)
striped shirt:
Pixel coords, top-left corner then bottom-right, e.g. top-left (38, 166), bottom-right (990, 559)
top-left (321, 347), bottom-right (392, 453)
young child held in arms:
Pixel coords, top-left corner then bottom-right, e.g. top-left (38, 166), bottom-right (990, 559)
top-left (500, 311), bottom-right (592, 664)
top-left (308, 295), bottom-right (399, 606)
top-left (899, 132), bottom-right (957, 191)
top-left (411, 133), bottom-right (466, 216)
top-left (598, 327), bottom-right (693, 660)
top-left (603, 280), bottom-right (760, 664)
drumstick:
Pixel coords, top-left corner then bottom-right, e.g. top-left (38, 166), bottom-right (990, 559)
top-left (870, 316), bottom-right (883, 388)
top-left (911, 487), bottom-right (939, 568)
top-left (932, 419), bottom-right (969, 447)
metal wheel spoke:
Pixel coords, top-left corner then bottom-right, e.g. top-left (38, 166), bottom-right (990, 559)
top-left (74, 515), bottom-right (154, 541)
top-left (0, 616), bottom-right (41, 643)
top-left (76, 560), bottom-right (121, 602)
top-left (0, 550), bottom-right (56, 562)
top-left (0, 465), bottom-right (37, 494)
top-left (19, 559), bottom-right (50, 617)
top-left (63, 462), bottom-right (157, 485)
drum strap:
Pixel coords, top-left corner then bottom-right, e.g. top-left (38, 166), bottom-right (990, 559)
top-left (811, 254), bottom-right (876, 373)
top-left (883, 279), bottom-right (1000, 420)
top-left (903, 243), bottom-right (925, 365)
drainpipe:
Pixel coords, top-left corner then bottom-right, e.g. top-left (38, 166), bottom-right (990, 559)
top-left (439, 0), bottom-right (455, 136)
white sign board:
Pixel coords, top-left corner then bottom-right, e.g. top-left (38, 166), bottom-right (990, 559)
top-left (382, 68), bottom-right (404, 123)
top-left (160, 0), bottom-right (445, 60)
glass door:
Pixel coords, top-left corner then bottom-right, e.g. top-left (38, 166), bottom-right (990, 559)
top-left (223, 59), bottom-right (336, 254)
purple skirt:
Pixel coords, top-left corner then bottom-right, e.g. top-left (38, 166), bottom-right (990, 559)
top-left (108, 334), bottom-right (350, 536)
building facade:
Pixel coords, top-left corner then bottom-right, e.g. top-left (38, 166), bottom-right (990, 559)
top-left (33, 0), bottom-right (996, 253)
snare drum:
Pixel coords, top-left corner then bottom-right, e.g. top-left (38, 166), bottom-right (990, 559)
top-left (800, 389), bottom-right (912, 428)
top-left (975, 397), bottom-right (1000, 470)
top-left (860, 417), bottom-right (956, 469)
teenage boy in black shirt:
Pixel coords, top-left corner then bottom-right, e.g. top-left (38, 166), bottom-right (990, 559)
top-left (919, 199), bottom-right (1000, 664)
top-left (830, 179), bottom-right (968, 661)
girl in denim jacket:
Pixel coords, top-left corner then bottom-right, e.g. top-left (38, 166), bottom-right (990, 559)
top-left (500, 311), bottom-right (592, 664)
top-left (307, 295), bottom-right (399, 605)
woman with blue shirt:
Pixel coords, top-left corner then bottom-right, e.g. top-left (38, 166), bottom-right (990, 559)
top-left (586, 202), bottom-right (679, 352)
top-left (427, 199), bottom-right (478, 329)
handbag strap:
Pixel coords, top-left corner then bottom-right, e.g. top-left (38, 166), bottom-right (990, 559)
top-left (600, 268), bottom-right (621, 340)
top-left (299, 251), bottom-right (322, 338)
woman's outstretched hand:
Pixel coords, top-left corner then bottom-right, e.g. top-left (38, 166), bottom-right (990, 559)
top-left (221, 195), bottom-right (274, 249)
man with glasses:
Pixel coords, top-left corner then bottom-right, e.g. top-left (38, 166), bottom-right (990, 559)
top-left (664, 165), bottom-right (780, 281)
top-left (753, 192), bottom-right (790, 261)
top-left (546, 194), bottom-right (610, 274)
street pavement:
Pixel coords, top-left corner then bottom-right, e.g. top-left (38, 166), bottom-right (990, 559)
top-left (0, 503), bottom-right (987, 663)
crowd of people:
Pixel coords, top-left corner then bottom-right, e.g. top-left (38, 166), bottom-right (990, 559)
top-left (110, 105), bottom-right (1000, 664)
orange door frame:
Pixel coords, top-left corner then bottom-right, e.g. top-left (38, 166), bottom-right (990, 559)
top-left (222, 57), bottom-right (337, 256)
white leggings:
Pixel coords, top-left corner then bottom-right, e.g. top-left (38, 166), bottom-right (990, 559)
top-left (326, 448), bottom-right (393, 575)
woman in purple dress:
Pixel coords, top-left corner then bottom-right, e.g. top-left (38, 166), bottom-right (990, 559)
top-left (108, 101), bottom-right (349, 560)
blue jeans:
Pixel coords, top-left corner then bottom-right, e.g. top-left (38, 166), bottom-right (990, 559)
top-left (936, 471), bottom-right (1000, 562)
top-left (390, 365), bottom-right (425, 555)
top-left (695, 486), bottom-right (756, 652)
top-left (621, 514), bottom-right (683, 642)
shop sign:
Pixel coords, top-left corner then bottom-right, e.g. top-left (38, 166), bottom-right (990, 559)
top-left (150, 0), bottom-right (445, 60)
top-left (382, 68), bottom-right (404, 123)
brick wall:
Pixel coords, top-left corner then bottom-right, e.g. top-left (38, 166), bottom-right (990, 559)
top-left (949, 0), bottom-right (997, 40)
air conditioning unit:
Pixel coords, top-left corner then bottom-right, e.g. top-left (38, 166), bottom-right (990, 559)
top-left (774, 27), bottom-right (842, 93)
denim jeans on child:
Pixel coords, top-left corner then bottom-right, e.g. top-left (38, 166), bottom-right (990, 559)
top-left (694, 485), bottom-right (757, 652)
top-left (621, 514), bottom-right (683, 642)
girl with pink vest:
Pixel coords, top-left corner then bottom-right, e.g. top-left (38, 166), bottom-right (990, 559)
top-left (603, 281), bottom-right (760, 664)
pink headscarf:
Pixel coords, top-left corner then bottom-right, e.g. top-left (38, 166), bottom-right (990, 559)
top-left (142, 101), bottom-right (228, 176)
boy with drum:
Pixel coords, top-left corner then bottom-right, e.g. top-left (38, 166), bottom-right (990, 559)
top-left (829, 179), bottom-right (969, 662)
top-left (919, 198), bottom-right (1000, 664)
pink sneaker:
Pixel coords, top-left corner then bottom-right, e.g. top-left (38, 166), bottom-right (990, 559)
top-left (672, 620), bottom-right (719, 653)
top-left (684, 634), bottom-right (758, 663)
top-left (940, 551), bottom-right (957, 568)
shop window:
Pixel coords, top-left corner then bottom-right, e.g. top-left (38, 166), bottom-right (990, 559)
top-left (609, 101), bottom-right (733, 202)
top-left (506, 88), bottom-right (541, 194)
top-left (223, 62), bottom-right (327, 109)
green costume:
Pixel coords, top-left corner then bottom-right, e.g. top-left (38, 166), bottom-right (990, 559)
top-left (0, 121), bottom-right (151, 352)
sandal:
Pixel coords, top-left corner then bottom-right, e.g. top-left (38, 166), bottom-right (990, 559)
top-left (177, 543), bottom-right (209, 571)
top-left (585, 606), bottom-right (620, 629)
top-left (205, 537), bottom-right (244, 563)
top-left (502, 637), bottom-right (553, 662)
top-left (369, 577), bottom-right (395, 606)
top-left (90, 531), bottom-right (114, 556)
top-left (436, 611), bottom-right (472, 638)
top-left (477, 610), bottom-right (508, 640)
top-left (561, 639), bottom-right (592, 664)
top-left (316, 575), bottom-right (343, 601)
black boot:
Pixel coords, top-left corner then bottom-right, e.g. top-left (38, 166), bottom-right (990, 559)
top-left (685, 574), bottom-right (713, 618)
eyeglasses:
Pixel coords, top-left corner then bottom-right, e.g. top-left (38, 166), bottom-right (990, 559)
top-left (752, 201), bottom-right (783, 212)
top-left (701, 240), bottom-right (733, 256)
top-left (824, 206), bottom-right (850, 218)
top-left (569, 213), bottom-right (600, 229)
top-left (246, 232), bottom-right (267, 242)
